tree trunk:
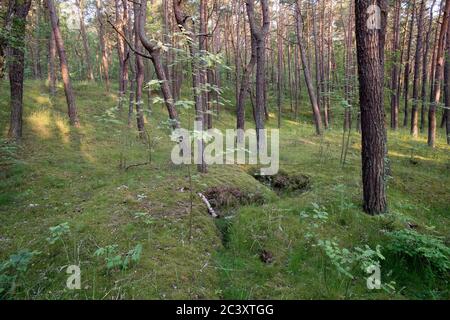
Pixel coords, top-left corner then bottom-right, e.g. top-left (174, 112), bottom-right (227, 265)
top-left (114, 0), bottom-right (127, 107)
top-left (428, 0), bottom-right (450, 147)
top-left (355, 0), bottom-right (388, 215)
top-left (76, 0), bottom-right (94, 81)
top-left (7, 0), bottom-right (32, 140)
top-left (96, 0), bottom-right (110, 91)
top-left (236, 37), bottom-right (257, 142)
top-left (420, 0), bottom-right (437, 132)
top-left (173, 0), bottom-right (207, 173)
top-left (48, 28), bottom-right (56, 96)
top-left (277, 9), bottom-right (283, 129)
top-left (403, 0), bottom-right (416, 128)
top-left (295, 0), bottom-right (322, 135)
top-left (47, 0), bottom-right (79, 127)
top-left (411, 0), bottom-right (425, 137)
top-left (245, 0), bottom-right (270, 151)
top-left (133, 1), bottom-right (145, 137)
top-left (444, 18), bottom-right (450, 145)
top-left (389, 0), bottom-right (401, 130)
top-left (137, 0), bottom-right (179, 128)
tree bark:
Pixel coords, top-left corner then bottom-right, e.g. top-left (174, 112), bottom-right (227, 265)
top-left (355, 0), bottom-right (388, 215)
top-left (245, 0), bottom-right (270, 150)
top-left (428, 0), bottom-right (450, 147)
top-left (47, 0), bottom-right (79, 127)
top-left (95, 0), bottom-right (110, 91)
top-left (137, 0), bottom-right (179, 129)
top-left (76, 0), bottom-right (93, 81)
top-left (411, 0), bottom-right (425, 137)
top-left (389, 0), bottom-right (401, 130)
top-left (403, 0), bottom-right (416, 128)
top-left (420, 0), bottom-right (437, 132)
top-left (444, 17), bottom-right (450, 145)
top-left (173, 0), bottom-right (207, 173)
top-left (133, 1), bottom-right (145, 137)
top-left (295, 0), bottom-right (322, 135)
top-left (7, 0), bottom-right (32, 140)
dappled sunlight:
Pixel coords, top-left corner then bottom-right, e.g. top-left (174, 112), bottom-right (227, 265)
top-left (285, 120), bottom-right (301, 126)
top-left (27, 110), bottom-right (52, 139)
top-left (55, 117), bottom-right (71, 144)
top-left (33, 95), bottom-right (52, 108)
top-left (389, 151), bottom-right (434, 162)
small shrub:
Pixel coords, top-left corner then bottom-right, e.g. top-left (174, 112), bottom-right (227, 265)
top-left (387, 229), bottom-right (450, 274)
top-left (316, 240), bottom-right (385, 280)
top-left (94, 244), bottom-right (143, 272)
top-left (0, 250), bottom-right (40, 299)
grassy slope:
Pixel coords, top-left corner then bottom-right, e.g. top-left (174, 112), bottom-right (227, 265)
top-left (0, 80), bottom-right (449, 299)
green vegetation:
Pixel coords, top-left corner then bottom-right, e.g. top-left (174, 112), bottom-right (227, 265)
top-left (0, 81), bottom-right (449, 300)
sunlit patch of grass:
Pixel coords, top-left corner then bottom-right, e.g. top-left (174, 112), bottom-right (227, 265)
top-left (27, 109), bottom-right (52, 139)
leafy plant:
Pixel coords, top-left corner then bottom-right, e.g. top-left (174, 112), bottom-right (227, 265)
top-left (387, 229), bottom-right (450, 274)
top-left (47, 222), bottom-right (70, 244)
top-left (94, 244), bottom-right (143, 271)
top-left (0, 250), bottom-right (40, 299)
top-left (317, 240), bottom-right (385, 279)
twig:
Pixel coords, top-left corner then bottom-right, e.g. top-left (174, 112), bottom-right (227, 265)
top-left (125, 162), bottom-right (150, 171)
top-left (106, 16), bottom-right (153, 60)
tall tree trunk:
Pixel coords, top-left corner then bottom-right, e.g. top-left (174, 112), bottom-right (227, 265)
top-left (245, 0), bottom-right (270, 151)
top-left (403, 0), bottom-right (416, 127)
top-left (137, 0), bottom-right (179, 129)
top-left (47, 0), bottom-right (79, 127)
top-left (7, 0), bottom-right (32, 140)
top-left (390, 0), bottom-right (401, 130)
top-left (295, 0), bottom-right (322, 135)
top-left (116, 0), bottom-right (128, 105)
top-left (48, 28), bottom-right (56, 95)
top-left (355, 0), bottom-right (388, 215)
top-left (236, 37), bottom-right (257, 142)
top-left (96, 0), bottom-right (110, 91)
top-left (133, 1), bottom-right (145, 137)
top-left (173, 0), bottom-right (207, 172)
top-left (76, 0), bottom-right (94, 81)
top-left (277, 8), bottom-right (283, 129)
top-left (428, 0), bottom-right (450, 147)
top-left (444, 18), bottom-right (450, 145)
top-left (411, 0), bottom-right (425, 137)
top-left (420, 0), bottom-right (436, 132)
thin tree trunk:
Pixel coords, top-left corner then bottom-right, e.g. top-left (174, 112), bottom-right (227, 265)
top-left (133, 1), bottom-right (145, 137)
top-left (137, 0), bottom-right (179, 129)
top-left (76, 0), bottom-right (94, 81)
top-left (420, 0), bottom-right (436, 132)
top-left (428, 0), bottom-right (450, 147)
top-left (403, 0), bottom-right (416, 127)
top-left (48, 26), bottom-right (56, 96)
top-left (96, 0), bottom-right (110, 91)
top-left (295, 0), bottom-right (322, 135)
top-left (411, 0), bottom-right (425, 137)
top-left (444, 18), bottom-right (450, 145)
top-left (47, 0), bottom-right (79, 127)
top-left (390, 0), bottom-right (401, 130)
top-left (245, 0), bottom-right (270, 151)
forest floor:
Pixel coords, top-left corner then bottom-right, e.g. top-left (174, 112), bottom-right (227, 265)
top-left (0, 80), bottom-right (449, 300)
